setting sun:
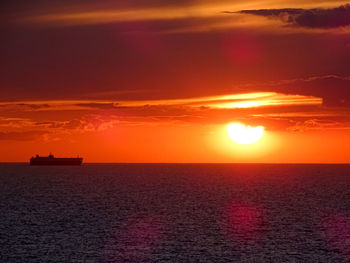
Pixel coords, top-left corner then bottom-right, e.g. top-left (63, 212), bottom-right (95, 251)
top-left (227, 123), bottom-right (264, 145)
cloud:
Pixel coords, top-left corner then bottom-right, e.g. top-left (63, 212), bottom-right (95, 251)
top-left (0, 92), bottom-right (322, 137)
top-left (0, 131), bottom-right (47, 141)
top-left (0, 88), bottom-right (349, 133)
top-left (15, 103), bottom-right (51, 109)
top-left (237, 4), bottom-right (350, 29)
top-left (75, 102), bottom-right (118, 109)
top-left (15, 4), bottom-right (223, 27)
top-left (9, 1), bottom-right (282, 32)
top-left (0, 103), bottom-right (51, 110)
top-left (261, 75), bottom-right (350, 107)
top-left (0, 92), bottom-right (322, 112)
top-left (35, 119), bottom-right (84, 129)
top-left (287, 119), bottom-right (344, 132)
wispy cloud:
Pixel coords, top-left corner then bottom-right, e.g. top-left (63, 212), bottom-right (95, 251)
top-left (0, 92), bottom-right (322, 111)
top-left (16, 4), bottom-right (230, 26)
top-left (0, 91), bottom-right (327, 141)
top-left (8, 2), bottom-right (303, 31)
top-left (3, 86), bottom-right (350, 141)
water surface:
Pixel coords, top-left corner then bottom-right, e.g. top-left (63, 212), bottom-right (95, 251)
top-left (1, 164), bottom-right (350, 262)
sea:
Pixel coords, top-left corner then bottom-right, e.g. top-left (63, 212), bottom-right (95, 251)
top-left (1, 164), bottom-right (350, 262)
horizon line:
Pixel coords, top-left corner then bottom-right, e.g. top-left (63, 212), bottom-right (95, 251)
top-left (1, 162), bottom-right (350, 165)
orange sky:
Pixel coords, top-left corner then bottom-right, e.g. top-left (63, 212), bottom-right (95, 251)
top-left (1, 0), bottom-right (350, 162)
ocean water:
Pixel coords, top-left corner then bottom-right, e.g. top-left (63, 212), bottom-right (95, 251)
top-left (1, 164), bottom-right (350, 262)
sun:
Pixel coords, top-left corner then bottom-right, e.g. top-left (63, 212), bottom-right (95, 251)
top-left (227, 123), bottom-right (264, 145)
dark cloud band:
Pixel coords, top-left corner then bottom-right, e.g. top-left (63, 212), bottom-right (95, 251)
top-left (236, 4), bottom-right (350, 29)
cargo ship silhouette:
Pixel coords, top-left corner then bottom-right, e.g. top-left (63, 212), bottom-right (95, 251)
top-left (30, 154), bottom-right (83, 165)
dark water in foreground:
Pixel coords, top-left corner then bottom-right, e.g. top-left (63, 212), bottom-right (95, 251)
top-left (1, 164), bottom-right (350, 262)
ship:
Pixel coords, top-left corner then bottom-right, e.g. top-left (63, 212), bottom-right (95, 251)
top-left (30, 154), bottom-right (83, 166)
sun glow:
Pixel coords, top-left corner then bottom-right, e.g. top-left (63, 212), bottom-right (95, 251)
top-left (227, 123), bottom-right (264, 145)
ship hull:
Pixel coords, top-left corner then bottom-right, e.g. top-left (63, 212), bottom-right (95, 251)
top-left (30, 158), bottom-right (83, 166)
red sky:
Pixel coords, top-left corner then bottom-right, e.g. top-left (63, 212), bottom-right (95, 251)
top-left (1, 0), bottom-right (350, 162)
